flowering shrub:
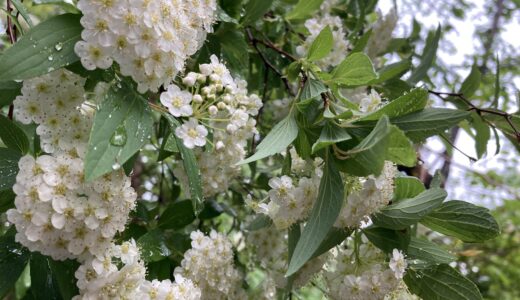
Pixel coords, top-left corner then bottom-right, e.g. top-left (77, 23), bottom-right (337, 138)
top-left (0, 0), bottom-right (506, 299)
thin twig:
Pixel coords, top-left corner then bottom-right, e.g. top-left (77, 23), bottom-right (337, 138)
top-left (5, 0), bottom-right (18, 120)
top-left (245, 28), bottom-right (294, 96)
top-left (251, 65), bottom-right (270, 153)
top-left (428, 90), bottom-right (520, 141)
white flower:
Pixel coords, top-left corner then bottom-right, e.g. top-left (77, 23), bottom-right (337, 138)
top-left (74, 41), bottom-right (113, 70)
top-left (359, 89), bottom-right (382, 113)
top-left (268, 176), bottom-right (294, 204)
top-left (74, 0), bottom-right (217, 92)
top-left (175, 118), bottom-right (208, 149)
top-left (160, 84), bottom-right (193, 117)
top-left (389, 249), bottom-right (407, 279)
top-left (174, 230), bottom-right (243, 299)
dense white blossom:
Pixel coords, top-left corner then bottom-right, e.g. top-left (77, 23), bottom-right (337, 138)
top-left (74, 241), bottom-right (201, 300)
top-left (296, 0), bottom-right (350, 69)
top-left (8, 70), bottom-right (137, 260)
top-left (389, 249), bottom-right (407, 279)
top-left (168, 56), bottom-right (262, 196)
top-left (247, 225), bottom-right (327, 290)
top-left (359, 89), bottom-right (383, 113)
top-left (73, 240), bottom-right (147, 299)
top-left (75, 0), bottom-right (217, 92)
top-left (335, 161), bottom-right (396, 228)
top-left (174, 230), bottom-right (245, 299)
top-left (366, 9), bottom-right (398, 62)
top-left (13, 70), bottom-right (90, 155)
top-left (253, 153), bottom-right (323, 229)
top-left (7, 148), bottom-right (137, 261)
top-left (324, 237), bottom-right (404, 300)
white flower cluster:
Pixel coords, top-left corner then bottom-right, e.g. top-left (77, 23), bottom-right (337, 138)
top-left (335, 161), bottom-right (396, 228)
top-left (74, 240), bottom-right (201, 300)
top-left (13, 70), bottom-right (91, 155)
top-left (324, 238), bottom-right (406, 300)
top-left (8, 70), bottom-right (138, 260)
top-left (75, 0), bottom-right (217, 93)
top-left (366, 9), bottom-right (398, 62)
top-left (247, 225), bottom-right (327, 290)
top-left (296, 0), bottom-right (350, 69)
top-left (174, 230), bottom-right (245, 299)
top-left (253, 150), bottom-right (323, 229)
top-left (7, 153), bottom-right (136, 260)
top-left (74, 240), bottom-right (147, 299)
top-left (167, 55), bottom-right (262, 196)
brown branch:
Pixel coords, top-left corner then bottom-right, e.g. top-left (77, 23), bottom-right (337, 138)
top-left (480, 0), bottom-right (505, 73)
top-left (245, 28), bottom-right (294, 96)
top-left (428, 90), bottom-right (520, 141)
top-left (5, 0), bottom-right (18, 120)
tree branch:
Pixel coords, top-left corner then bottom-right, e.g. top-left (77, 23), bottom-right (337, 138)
top-left (245, 27), bottom-right (294, 96)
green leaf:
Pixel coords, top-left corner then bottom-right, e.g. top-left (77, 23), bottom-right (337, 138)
top-left (336, 116), bottom-right (391, 176)
top-left (372, 188), bottom-right (447, 230)
top-left (350, 29), bottom-right (372, 53)
top-left (404, 264), bottom-right (482, 300)
top-left (137, 229), bottom-right (172, 263)
top-left (0, 148), bottom-right (22, 191)
top-left (215, 24), bottom-right (249, 74)
top-left (471, 113), bottom-right (490, 159)
top-left (32, 0), bottom-right (78, 12)
top-left (48, 259), bottom-right (79, 300)
top-left (491, 55), bottom-right (500, 108)
top-left (407, 237), bottom-right (456, 264)
top-left (286, 0), bottom-right (324, 20)
top-left (10, 0), bottom-right (33, 27)
top-left (158, 200), bottom-right (196, 230)
top-left (329, 53), bottom-right (378, 86)
top-left (312, 122), bottom-right (351, 153)
top-left (216, 6), bottom-right (239, 24)
top-left (369, 59), bottom-right (412, 84)
top-left (163, 115), bottom-right (204, 215)
top-left (239, 110), bottom-right (298, 164)
top-left (311, 227), bottom-right (351, 259)
top-left (30, 253), bottom-right (76, 300)
top-left (394, 176), bottom-right (425, 201)
top-left (386, 125), bottom-right (417, 167)
top-left (0, 14), bottom-right (82, 81)
top-left (0, 230), bottom-right (30, 299)
top-left (300, 79), bottom-right (327, 101)
top-left (389, 108), bottom-right (471, 142)
top-left (0, 189), bottom-right (15, 213)
top-left (359, 88), bottom-right (429, 121)
top-left (307, 26), bottom-right (333, 61)
top-left (0, 81), bottom-right (22, 107)
top-left (246, 214), bottom-right (273, 231)
top-left (460, 64), bottom-right (481, 99)
top-left (421, 200), bottom-right (500, 242)
top-left (363, 226), bottom-right (410, 253)
top-left (0, 114), bottom-right (30, 154)
top-left (241, 0), bottom-right (273, 25)
top-left (408, 25), bottom-right (441, 85)
top-left (430, 170), bottom-right (443, 188)
top-left (84, 84), bottom-right (153, 181)
top-left (286, 154), bottom-right (344, 276)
